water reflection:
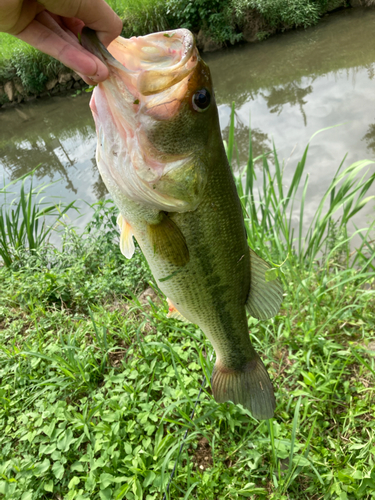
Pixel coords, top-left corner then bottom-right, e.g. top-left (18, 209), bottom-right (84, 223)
top-left (0, 94), bottom-right (104, 213)
top-left (90, 158), bottom-right (108, 199)
top-left (362, 123), bottom-right (375, 157)
top-left (260, 82), bottom-right (313, 126)
top-left (207, 8), bottom-right (375, 105)
top-left (1, 135), bottom-right (79, 193)
top-left (222, 112), bottom-right (271, 167)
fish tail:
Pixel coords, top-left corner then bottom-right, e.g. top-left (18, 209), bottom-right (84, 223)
top-left (211, 354), bottom-right (275, 420)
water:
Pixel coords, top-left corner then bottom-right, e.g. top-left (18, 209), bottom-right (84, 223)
top-left (1, 7), bottom-right (375, 234)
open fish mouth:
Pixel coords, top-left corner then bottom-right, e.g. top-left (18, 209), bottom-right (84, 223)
top-left (81, 28), bottom-right (197, 100)
top-left (81, 28), bottom-right (207, 212)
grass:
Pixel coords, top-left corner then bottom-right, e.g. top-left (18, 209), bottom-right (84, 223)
top-left (0, 114), bottom-right (375, 499)
top-left (0, 33), bottom-right (27, 60)
top-left (0, 33), bottom-right (65, 98)
top-left (110, 0), bottom-right (170, 38)
top-left (0, 170), bottom-right (76, 267)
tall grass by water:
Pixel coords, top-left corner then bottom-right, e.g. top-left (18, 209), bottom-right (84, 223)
top-left (226, 104), bottom-right (375, 269)
top-left (0, 115), bottom-right (374, 499)
top-left (0, 171), bottom-right (76, 267)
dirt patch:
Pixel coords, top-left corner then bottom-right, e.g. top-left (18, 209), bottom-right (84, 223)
top-left (108, 339), bottom-right (128, 368)
top-left (348, 361), bottom-right (373, 391)
top-left (106, 298), bottom-right (130, 315)
top-left (137, 287), bottom-right (162, 307)
top-left (190, 437), bottom-right (213, 471)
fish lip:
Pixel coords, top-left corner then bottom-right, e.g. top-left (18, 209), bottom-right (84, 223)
top-left (168, 28), bottom-right (196, 70)
top-left (81, 27), bottom-right (195, 66)
top-left (81, 28), bottom-right (197, 97)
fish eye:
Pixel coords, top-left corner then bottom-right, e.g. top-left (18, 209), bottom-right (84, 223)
top-left (192, 88), bottom-right (211, 112)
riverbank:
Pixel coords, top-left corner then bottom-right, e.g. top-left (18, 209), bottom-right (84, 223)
top-left (1, 0), bottom-right (374, 107)
top-left (1, 122), bottom-right (375, 498)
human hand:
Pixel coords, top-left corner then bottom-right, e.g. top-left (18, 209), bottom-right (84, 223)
top-left (0, 0), bottom-right (123, 84)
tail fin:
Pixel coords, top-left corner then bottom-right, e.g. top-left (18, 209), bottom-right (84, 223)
top-left (211, 355), bottom-right (275, 420)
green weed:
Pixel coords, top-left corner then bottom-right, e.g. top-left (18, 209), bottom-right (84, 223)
top-left (0, 33), bottom-right (65, 94)
top-left (225, 104), bottom-right (375, 268)
top-left (115, 0), bottom-right (169, 38)
top-left (233, 0), bottom-right (321, 29)
top-left (0, 172), bottom-right (76, 267)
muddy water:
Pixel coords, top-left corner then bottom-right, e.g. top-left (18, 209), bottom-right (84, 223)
top-left (1, 7), bottom-right (375, 233)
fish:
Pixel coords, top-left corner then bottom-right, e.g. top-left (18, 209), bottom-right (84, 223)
top-left (81, 28), bottom-right (283, 420)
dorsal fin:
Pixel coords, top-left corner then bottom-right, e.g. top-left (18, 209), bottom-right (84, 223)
top-left (246, 248), bottom-right (283, 320)
top-left (117, 214), bottom-right (135, 259)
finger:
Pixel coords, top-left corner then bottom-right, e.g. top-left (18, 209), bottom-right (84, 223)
top-left (0, 0), bottom-right (42, 35)
top-left (60, 16), bottom-right (85, 40)
top-left (37, 11), bottom-right (83, 52)
top-left (75, 0), bottom-right (123, 47)
top-left (16, 19), bottom-right (109, 81)
top-left (38, 13), bottom-right (101, 85)
top-left (76, 73), bottom-right (98, 86)
top-left (39, 0), bottom-right (123, 47)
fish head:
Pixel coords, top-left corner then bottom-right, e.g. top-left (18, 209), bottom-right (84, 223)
top-left (82, 28), bottom-right (217, 212)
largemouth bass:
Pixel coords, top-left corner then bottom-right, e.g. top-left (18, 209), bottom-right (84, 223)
top-left (82, 28), bottom-right (283, 420)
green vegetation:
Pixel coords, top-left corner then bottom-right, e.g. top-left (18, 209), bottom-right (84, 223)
top-left (1, 113), bottom-right (375, 499)
top-left (0, 0), bottom-right (350, 99)
top-left (0, 33), bottom-right (65, 98)
top-left (232, 0), bottom-right (326, 31)
top-left (113, 0), bottom-right (169, 39)
top-left (0, 172), bottom-right (75, 268)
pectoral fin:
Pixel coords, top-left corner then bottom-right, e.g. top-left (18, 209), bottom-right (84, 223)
top-left (166, 298), bottom-right (190, 322)
top-left (246, 248), bottom-right (283, 320)
top-left (147, 212), bottom-right (189, 266)
top-left (117, 214), bottom-right (135, 259)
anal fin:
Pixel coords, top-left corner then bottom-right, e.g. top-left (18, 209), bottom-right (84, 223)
top-left (117, 214), bottom-right (135, 259)
top-left (166, 298), bottom-right (190, 322)
top-left (147, 212), bottom-right (189, 267)
top-left (246, 248), bottom-right (283, 320)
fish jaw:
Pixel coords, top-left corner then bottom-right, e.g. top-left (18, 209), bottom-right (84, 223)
top-left (82, 28), bottom-right (210, 213)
